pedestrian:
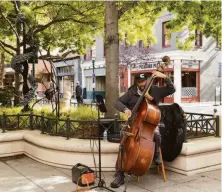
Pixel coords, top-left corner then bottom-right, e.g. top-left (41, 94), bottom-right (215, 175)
top-left (75, 81), bottom-right (83, 104)
top-left (110, 64), bottom-right (175, 188)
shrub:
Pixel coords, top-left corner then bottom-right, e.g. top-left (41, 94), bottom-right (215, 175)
top-left (68, 106), bottom-right (97, 121)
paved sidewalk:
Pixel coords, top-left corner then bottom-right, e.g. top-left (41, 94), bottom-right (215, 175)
top-left (0, 156), bottom-right (221, 192)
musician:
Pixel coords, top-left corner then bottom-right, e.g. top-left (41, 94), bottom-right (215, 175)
top-left (110, 60), bottom-right (175, 188)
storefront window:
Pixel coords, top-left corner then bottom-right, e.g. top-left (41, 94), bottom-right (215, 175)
top-left (86, 77), bottom-right (93, 91)
top-left (96, 76), bottom-right (105, 90)
top-left (182, 72), bottom-right (196, 87)
top-left (182, 72), bottom-right (197, 97)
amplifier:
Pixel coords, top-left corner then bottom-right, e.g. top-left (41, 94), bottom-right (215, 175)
top-left (72, 163), bottom-right (95, 187)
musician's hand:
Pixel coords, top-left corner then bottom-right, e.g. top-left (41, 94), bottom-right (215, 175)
top-left (152, 71), bottom-right (166, 79)
top-left (124, 109), bottom-right (132, 118)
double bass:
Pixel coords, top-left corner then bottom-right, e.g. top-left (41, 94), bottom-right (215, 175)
top-left (117, 58), bottom-right (170, 177)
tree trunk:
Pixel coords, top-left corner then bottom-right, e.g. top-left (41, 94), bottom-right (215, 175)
top-left (0, 52), bottom-right (4, 87)
top-left (14, 2), bottom-right (21, 106)
top-left (104, 2), bottom-right (119, 118)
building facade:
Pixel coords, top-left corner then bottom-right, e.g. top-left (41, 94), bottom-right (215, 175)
top-left (81, 37), bottom-right (106, 99)
top-left (128, 11), bottom-right (221, 104)
top-left (81, 11), bottom-right (221, 104)
top-left (3, 60), bottom-right (52, 96)
top-left (53, 56), bottom-right (81, 97)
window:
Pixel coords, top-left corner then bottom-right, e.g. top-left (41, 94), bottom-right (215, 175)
top-left (84, 49), bottom-right (92, 61)
top-left (162, 21), bottom-right (171, 48)
top-left (182, 72), bottom-right (196, 87)
top-left (58, 66), bottom-right (74, 74)
top-left (96, 76), bottom-right (105, 90)
top-left (86, 77), bottom-right (93, 91)
top-left (195, 30), bottom-right (203, 47)
top-left (182, 72), bottom-right (197, 97)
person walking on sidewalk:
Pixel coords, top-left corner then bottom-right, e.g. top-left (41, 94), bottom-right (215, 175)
top-left (75, 81), bottom-right (83, 104)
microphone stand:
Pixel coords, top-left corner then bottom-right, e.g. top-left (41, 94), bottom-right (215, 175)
top-left (90, 95), bottom-right (115, 192)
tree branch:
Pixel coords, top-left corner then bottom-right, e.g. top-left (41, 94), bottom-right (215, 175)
top-left (13, 1), bottom-right (20, 13)
top-left (56, 3), bottom-right (86, 17)
top-left (38, 49), bottom-right (77, 61)
top-left (0, 12), bottom-right (20, 39)
top-left (0, 41), bottom-right (14, 56)
top-left (38, 54), bottom-right (64, 60)
top-left (0, 40), bottom-right (17, 51)
top-left (118, 2), bottom-right (138, 19)
top-left (33, 18), bottom-right (97, 35)
top-left (32, 2), bottom-right (52, 10)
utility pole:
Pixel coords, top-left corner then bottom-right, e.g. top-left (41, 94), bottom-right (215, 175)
top-left (92, 57), bottom-right (95, 103)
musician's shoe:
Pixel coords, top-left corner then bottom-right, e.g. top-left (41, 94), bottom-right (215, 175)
top-left (154, 152), bottom-right (162, 165)
top-left (110, 174), bottom-right (125, 188)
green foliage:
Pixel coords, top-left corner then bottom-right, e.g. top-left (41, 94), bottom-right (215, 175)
top-left (0, 105), bottom-right (97, 120)
top-left (176, 35), bottom-right (195, 51)
top-left (0, 1), bottom-right (104, 57)
top-left (0, 87), bottom-right (14, 106)
top-left (166, 1), bottom-right (221, 50)
top-left (0, 1), bottom-right (221, 55)
top-left (0, 106), bottom-right (23, 115)
top-left (119, 1), bottom-right (165, 47)
top-left (68, 106), bottom-right (97, 121)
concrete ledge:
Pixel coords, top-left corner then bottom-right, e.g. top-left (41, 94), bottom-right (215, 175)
top-left (0, 130), bottom-right (221, 174)
top-left (0, 130), bottom-right (118, 171)
top-left (165, 137), bottom-right (221, 175)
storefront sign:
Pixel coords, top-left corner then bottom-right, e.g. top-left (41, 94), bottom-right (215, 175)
top-left (181, 60), bottom-right (199, 69)
top-left (131, 61), bottom-right (173, 69)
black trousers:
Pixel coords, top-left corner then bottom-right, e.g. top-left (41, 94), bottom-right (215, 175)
top-left (76, 96), bottom-right (83, 104)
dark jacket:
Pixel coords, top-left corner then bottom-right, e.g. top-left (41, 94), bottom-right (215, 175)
top-left (75, 85), bottom-right (82, 97)
top-left (115, 77), bottom-right (175, 112)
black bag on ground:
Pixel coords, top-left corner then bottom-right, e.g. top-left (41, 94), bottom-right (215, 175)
top-left (159, 103), bottom-right (186, 162)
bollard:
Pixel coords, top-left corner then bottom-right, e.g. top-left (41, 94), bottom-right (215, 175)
top-left (41, 112), bottom-right (45, 134)
top-left (213, 109), bottom-right (219, 137)
top-left (30, 112), bottom-right (33, 130)
top-left (66, 114), bottom-right (71, 140)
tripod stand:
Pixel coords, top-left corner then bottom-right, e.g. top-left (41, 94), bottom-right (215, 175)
top-left (90, 95), bottom-right (115, 192)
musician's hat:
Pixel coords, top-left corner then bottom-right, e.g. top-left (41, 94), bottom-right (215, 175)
top-left (134, 73), bottom-right (147, 81)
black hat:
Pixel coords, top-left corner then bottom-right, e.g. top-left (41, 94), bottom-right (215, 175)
top-left (134, 73), bottom-right (147, 81)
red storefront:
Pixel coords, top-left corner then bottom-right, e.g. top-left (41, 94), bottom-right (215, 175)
top-left (128, 60), bottom-right (200, 103)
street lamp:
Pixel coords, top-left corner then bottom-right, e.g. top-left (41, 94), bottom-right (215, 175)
top-left (92, 57), bottom-right (96, 103)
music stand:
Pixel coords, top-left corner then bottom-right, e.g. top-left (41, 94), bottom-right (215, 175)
top-left (90, 94), bottom-right (115, 192)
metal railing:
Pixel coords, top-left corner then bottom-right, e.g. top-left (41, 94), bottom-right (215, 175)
top-left (0, 112), bottom-right (220, 141)
top-left (0, 112), bottom-right (125, 140)
top-left (184, 112), bottom-right (219, 141)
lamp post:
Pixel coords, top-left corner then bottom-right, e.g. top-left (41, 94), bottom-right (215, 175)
top-left (92, 57), bottom-right (95, 103)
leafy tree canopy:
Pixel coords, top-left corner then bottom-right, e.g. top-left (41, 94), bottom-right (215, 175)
top-left (0, 1), bottom-right (104, 60)
top-left (118, 1), bottom-right (221, 50)
top-left (166, 1), bottom-right (221, 50)
top-left (0, 1), bottom-right (220, 59)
